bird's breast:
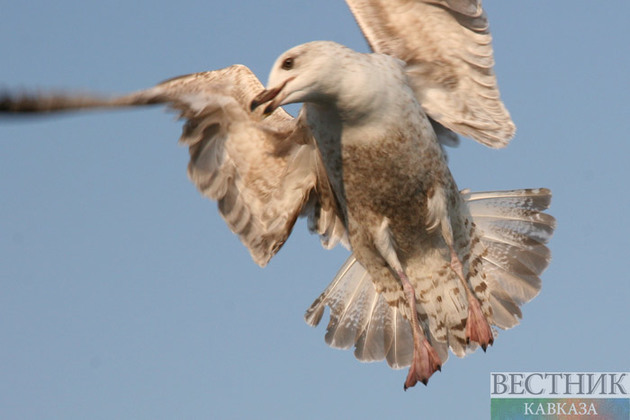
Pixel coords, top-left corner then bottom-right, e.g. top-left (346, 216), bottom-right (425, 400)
top-left (304, 100), bottom-right (450, 241)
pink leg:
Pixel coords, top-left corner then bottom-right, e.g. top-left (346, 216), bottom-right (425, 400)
top-left (398, 270), bottom-right (442, 390)
top-left (449, 246), bottom-right (493, 350)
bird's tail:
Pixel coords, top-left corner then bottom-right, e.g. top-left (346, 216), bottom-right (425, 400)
top-left (304, 188), bottom-right (555, 369)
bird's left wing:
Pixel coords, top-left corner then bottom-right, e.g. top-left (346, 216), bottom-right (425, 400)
top-left (346, 0), bottom-right (514, 148)
top-left (0, 65), bottom-right (347, 266)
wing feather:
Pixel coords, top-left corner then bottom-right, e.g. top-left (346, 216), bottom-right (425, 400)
top-left (345, 0), bottom-right (514, 147)
top-left (0, 65), bottom-right (346, 266)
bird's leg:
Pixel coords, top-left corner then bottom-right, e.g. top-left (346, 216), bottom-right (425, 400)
top-left (397, 269), bottom-right (442, 390)
top-left (448, 245), bottom-right (494, 350)
top-left (372, 218), bottom-right (441, 389)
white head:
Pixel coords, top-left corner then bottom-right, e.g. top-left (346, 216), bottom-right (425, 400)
top-left (250, 41), bottom-right (365, 115)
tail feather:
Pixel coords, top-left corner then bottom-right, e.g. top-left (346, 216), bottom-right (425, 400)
top-left (483, 257), bottom-right (541, 306)
top-left (305, 255), bottom-right (415, 369)
top-left (384, 306), bottom-right (414, 369)
top-left (324, 276), bottom-right (373, 350)
top-left (476, 217), bottom-right (555, 248)
top-left (305, 255), bottom-right (374, 350)
top-left (465, 188), bottom-right (552, 210)
top-left (466, 188), bottom-right (556, 246)
top-left (305, 188), bottom-right (555, 370)
top-left (471, 189), bottom-right (555, 314)
top-left (488, 289), bottom-right (523, 329)
top-left (484, 241), bottom-right (549, 276)
top-left (354, 286), bottom-right (389, 362)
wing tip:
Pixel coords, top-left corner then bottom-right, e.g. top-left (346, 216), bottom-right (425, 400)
top-left (475, 118), bottom-right (516, 149)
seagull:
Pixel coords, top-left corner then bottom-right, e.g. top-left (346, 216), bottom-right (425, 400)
top-left (0, 1), bottom-right (555, 389)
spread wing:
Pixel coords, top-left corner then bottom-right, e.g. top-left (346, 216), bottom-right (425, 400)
top-left (346, 0), bottom-right (515, 147)
top-left (0, 65), bottom-right (347, 266)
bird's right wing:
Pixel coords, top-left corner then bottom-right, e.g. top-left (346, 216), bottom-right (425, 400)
top-left (0, 65), bottom-right (347, 266)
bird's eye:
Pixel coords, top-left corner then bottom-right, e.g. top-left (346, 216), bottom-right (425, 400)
top-left (281, 57), bottom-right (294, 70)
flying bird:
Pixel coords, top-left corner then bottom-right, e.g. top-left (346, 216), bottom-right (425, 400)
top-left (0, 0), bottom-right (555, 389)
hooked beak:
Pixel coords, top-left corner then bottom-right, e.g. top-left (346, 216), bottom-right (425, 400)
top-left (249, 77), bottom-right (295, 115)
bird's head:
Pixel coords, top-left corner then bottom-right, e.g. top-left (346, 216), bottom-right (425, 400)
top-left (250, 41), bottom-right (351, 115)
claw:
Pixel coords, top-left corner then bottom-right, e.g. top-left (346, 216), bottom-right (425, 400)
top-left (465, 295), bottom-right (494, 350)
top-left (403, 337), bottom-right (442, 390)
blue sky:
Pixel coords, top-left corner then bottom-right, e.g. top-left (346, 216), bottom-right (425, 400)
top-left (1, 1), bottom-right (629, 419)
